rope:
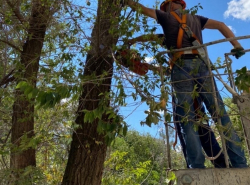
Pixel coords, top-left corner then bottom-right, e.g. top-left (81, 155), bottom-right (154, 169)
top-left (203, 148), bottom-right (223, 161)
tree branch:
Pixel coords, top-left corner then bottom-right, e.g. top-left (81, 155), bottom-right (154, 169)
top-left (6, 0), bottom-right (26, 24)
top-left (0, 69), bottom-right (16, 87)
top-left (0, 39), bottom-right (22, 52)
top-left (156, 35), bottom-right (250, 57)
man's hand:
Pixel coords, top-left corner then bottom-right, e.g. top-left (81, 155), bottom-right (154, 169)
top-left (120, 0), bottom-right (128, 7)
top-left (121, 0), bottom-right (157, 19)
top-left (231, 46), bottom-right (245, 59)
top-left (126, 39), bottom-right (135, 46)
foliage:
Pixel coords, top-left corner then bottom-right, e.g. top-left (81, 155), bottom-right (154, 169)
top-left (0, 0), bottom-right (249, 184)
top-left (0, 166), bottom-right (46, 185)
top-left (35, 100), bottom-right (76, 184)
top-left (185, 3), bottom-right (203, 15)
top-left (103, 150), bottom-right (152, 185)
top-left (235, 67), bottom-right (250, 93)
top-left (102, 130), bottom-right (186, 184)
top-left (224, 98), bottom-right (250, 163)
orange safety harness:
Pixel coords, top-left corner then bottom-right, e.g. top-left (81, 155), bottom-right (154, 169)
top-left (169, 11), bottom-right (201, 68)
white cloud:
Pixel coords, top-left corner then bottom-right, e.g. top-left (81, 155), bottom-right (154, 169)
top-left (145, 109), bottom-right (164, 116)
top-left (224, 0), bottom-right (250, 21)
top-left (227, 25), bottom-right (236, 33)
top-left (144, 57), bottom-right (154, 63)
top-left (156, 110), bottom-right (164, 115)
top-left (61, 98), bottom-right (70, 103)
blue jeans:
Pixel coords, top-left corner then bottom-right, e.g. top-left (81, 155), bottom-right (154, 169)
top-left (175, 105), bottom-right (227, 168)
top-left (171, 58), bottom-right (247, 168)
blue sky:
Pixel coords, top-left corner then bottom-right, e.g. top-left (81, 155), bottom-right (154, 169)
top-left (120, 0), bottom-right (250, 137)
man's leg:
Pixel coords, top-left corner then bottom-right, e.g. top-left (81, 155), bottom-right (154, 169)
top-left (194, 98), bottom-right (227, 168)
top-left (175, 106), bottom-right (205, 168)
top-left (198, 125), bottom-right (227, 168)
top-left (198, 61), bottom-right (247, 167)
top-left (174, 122), bottom-right (189, 168)
top-left (171, 60), bottom-right (205, 168)
top-left (173, 95), bottom-right (189, 168)
top-left (175, 115), bottom-right (226, 168)
top-left (176, 99), bottom-right (227, 168)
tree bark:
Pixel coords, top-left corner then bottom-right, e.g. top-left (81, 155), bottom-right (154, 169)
top-left (11, 1), bottom-right (50, 170)
top-left (62, 1), bottom-right (121, 185)
top-left (236, 94), bottom-right (250, 157)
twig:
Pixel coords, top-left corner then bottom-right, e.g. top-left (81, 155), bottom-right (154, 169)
top-left (0, 39), bottom-right (22, 53)
top-left (0, 69), bottom-right (16, 87)
top-left (203, 148), bottom-right (223, 161)
top-left (159, 64), bottom-right (172, 169)
top-left (214, 70), bottom-right (239, 98)
top-left (140, 163), bottom-right (153, 185)
top-left (6, 0), bottom-right (26, 24)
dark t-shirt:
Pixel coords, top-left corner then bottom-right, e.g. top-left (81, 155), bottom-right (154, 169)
top-left (155, 9), bottom-right (208, 50)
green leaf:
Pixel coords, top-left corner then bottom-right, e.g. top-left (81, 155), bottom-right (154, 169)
top-left (123, 125), bottom-right (128, 136)
top-left (165, 113), bottom-right (171, 123)
top-left (166, 171), bottom-right (177, 183)
top-left (16, 81), bottom-right (28, 89)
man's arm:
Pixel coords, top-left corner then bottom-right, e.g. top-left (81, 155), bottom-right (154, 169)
top-left (204, 19), bottom-right (245, 59)
top-left (127, 0), bottom-right (157, 20)
top-left (204, 19), bottom-right (242, 48)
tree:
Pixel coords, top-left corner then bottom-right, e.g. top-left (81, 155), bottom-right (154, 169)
top-left (0, 0), bottom-right (62, 183)
top-left (10, 0), bottom-right (58, 173)
top-left (61, 1), bottom-right (124, 184)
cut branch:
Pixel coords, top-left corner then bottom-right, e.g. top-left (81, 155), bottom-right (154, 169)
top-left (156, 35), bottom-right (250, 57)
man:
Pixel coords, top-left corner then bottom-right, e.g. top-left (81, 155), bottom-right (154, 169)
top-left (122, 34), bottom-right (227, 168)
top-left (123, 0), bottom-right (247, 168)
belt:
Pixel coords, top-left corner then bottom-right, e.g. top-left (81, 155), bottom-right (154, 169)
top-left (181, 54), bottom-right (200, 59)
top-left (170, 50), bottom-right (200, 69)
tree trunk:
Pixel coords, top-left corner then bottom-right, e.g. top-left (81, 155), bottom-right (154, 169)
top-left (11, 1), bottom-right (50, 170)
top-left (236, 94), bottom-right (250, 157)
top-left (62, 1), bottom-right (121, 185)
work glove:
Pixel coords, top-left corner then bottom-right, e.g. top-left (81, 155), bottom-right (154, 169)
top-left (231, 46), bottom-right (245, 59)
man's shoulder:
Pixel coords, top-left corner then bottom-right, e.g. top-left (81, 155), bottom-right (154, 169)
top-left (192, 13), bottom-right (209, 21)
top-left (155, 9), bottom-right (172, 23)
top-left (155, 9), bottom-right (169, 17)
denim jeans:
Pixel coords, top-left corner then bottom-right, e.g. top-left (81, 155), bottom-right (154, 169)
top-left (171, 58), bottom-right (247, 168)
top-left (173, 95), bottom-right (227, 168)
top-left (175, 111), bottom-right (227, 168)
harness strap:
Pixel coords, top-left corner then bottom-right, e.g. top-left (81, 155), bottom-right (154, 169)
top-left (170, 12), bottom-right (186, 49)
top-left (169, 11), bottom-right (201, 68)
